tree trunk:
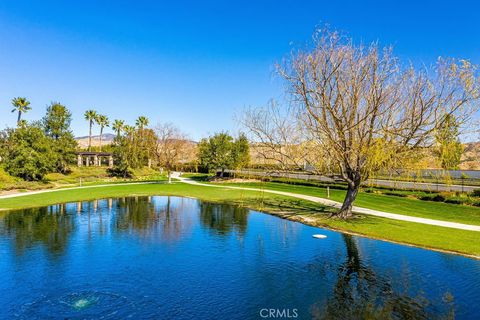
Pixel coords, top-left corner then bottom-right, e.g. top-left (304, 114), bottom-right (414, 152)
top-left (99, 127), bottom-right (103, 152)
top-left (168, 170), bottom-right (172, 183)
top-left (88, 121), bottom-right (92, 151)
top-left (332, 183), bottom-right (360, 219)
top-left (17, 111), bottom-right (22, 125)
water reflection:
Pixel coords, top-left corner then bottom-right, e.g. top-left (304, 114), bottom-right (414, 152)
top-left (112, 197), bottom-right (158, 234)
top-left (0, 205), bottom-right (75, 255)
top-left (156, 196), bottom-right (194, 242)
top-left (199, 202), bottom-right (249, 236)
top-left (315, 235), bottom-right (455, 320)
top-left (0, 196), bottom-right (199, 254)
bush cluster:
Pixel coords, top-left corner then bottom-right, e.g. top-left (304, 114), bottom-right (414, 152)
top-left (0, 103), bottom-right (77, 181)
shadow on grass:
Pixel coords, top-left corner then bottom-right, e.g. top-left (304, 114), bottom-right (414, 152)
top-left (183, 174), bottom-right (212, 182)
top-left (223, 196), bottom-right (384, 231)
top-left (224, 196), bottom-right (333, 218)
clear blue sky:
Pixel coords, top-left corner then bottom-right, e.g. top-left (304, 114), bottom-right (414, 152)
top-left (1, 0), bottom-right (479, 140)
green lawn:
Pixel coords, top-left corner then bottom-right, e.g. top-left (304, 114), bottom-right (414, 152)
top-left (221, 181), bottom-right (480, 226)
top-left (0, 181), bottom-right (479, 257)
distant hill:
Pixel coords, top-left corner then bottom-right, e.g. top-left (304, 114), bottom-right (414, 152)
top-left (460, 142), bottom-right (480, 170)
top-left (75, 133), bottom-right (115, 148)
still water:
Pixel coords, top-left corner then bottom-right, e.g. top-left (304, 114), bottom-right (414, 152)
top-left (0, 196), bottom-right (479, 319)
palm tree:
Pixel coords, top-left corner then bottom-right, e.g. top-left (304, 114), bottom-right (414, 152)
top-left (84, 110), bottom-right (98, 151)
top-left (124, 125), bottom-right (135, 142)
top-left (112, 119), bottom-right (125, 137)
top-left (96, 114), bottom-right (110, 152)
top-left (11, 97), bottom-right (31, 125)
top-left (135, 116), bottom-right (149, 131)
top-left (123, 124), bottom-right (136, 157)
top-left (136, 116), bottom-right (149, 148)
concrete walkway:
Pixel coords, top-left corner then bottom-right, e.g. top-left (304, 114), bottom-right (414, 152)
top-left (0, 181), bottom-right (161, 200)
top-left (175, 175), bottom-right (480, 232)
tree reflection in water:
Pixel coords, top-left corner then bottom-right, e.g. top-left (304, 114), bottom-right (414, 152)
top-left (157, 196), bottom-right (194, 243)
top-left (0, 204), bottom-right (75, 255)
top-left (199, 202), bottom-right (249, 236)
top-left (113, 196), bottom-right (158, 234)
top-left (313, 234), bottom-right (455, 320)
top-left (111, 196), bottom-right (194, 242)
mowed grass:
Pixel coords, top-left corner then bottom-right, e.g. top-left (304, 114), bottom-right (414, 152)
top-left (221, 181), bottom-right (480, 226)
top-left (0, 182), bottom-right (479, 257)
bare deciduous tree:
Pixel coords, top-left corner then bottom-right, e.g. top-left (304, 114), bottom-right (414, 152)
top-left (154, 122), bottom-right (189, 183)
top-left (241, 100), bottom-right (321, 172)
top-left (244, 27), bottom-right (480, 219)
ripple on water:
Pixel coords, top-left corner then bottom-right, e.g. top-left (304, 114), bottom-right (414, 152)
top-left (15, 291), bottom-right (140, 319)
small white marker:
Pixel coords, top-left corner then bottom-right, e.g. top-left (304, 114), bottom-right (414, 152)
top-left (312, 234), bottom-right (327, 239)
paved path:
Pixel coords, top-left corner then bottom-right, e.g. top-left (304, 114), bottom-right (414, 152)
top-left (0, 181), bottom-right (161, 200)
top-left (176, 175), bottom-right (480, 232)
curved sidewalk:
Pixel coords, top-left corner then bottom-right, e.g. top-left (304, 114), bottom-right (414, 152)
top-left (0, 181), bottom-right (161, 200)
top-left (176, 176), bottom-right (480, 232)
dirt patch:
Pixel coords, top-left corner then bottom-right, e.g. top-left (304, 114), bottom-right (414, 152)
top-left (0, 189), bottom-right (28, 196)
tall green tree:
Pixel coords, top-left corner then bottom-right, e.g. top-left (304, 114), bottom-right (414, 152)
top-left (84, 110), bottom-right (97, 151)
top-left (434, 114), bottom-right (464, 170)
top-left (51, 133), bottom-right (77, 173)
top-left (11, 97), bottom-right (31, 125)
top-left (198, 132), bottom-right (235, 176)
top-left (109, 134), bottom-right (134, 178)
top-left (42, 102), bottom-right (77, 173)
top-left (233, 133), bottom-right (250, 169)
top-left (112, 119), bottom-right (125, 137)
top-left (198, 132), bottom-right (251, 175)
top-left (1, 122), bottom-right (55, 180)
top-left (96, 114), bottom-right (109, 152)
top-left (42, 102), bottom-right (72, 139)
top-left (108, 124), bottom-right (141, 178)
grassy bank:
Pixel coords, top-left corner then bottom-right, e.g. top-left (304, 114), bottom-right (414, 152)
top-left (0, 182), bottom-right (479, 258)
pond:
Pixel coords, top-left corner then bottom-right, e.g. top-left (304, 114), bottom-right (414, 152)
top-left (0, 196), bottom-right (479, 319)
